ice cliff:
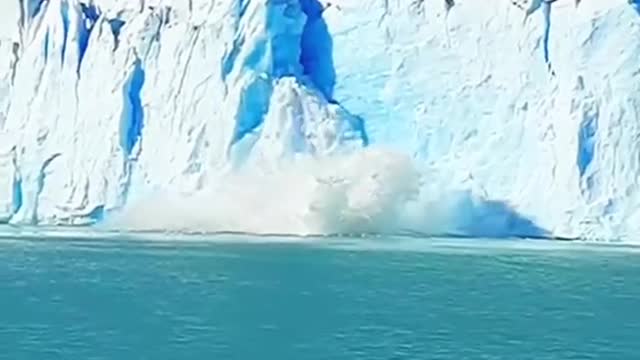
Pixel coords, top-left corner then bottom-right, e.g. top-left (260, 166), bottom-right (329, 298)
top-left (0, 0), bottom-right (638, 240)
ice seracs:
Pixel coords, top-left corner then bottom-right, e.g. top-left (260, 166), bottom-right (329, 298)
top-left (0, 0), bottom-right (638, 240)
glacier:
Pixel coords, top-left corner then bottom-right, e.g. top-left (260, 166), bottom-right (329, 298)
top-left (0, 0), bottom-right (638, 241)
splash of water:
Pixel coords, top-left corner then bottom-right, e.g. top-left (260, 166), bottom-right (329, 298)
top-left (104, 147), bottom-right (548, 239)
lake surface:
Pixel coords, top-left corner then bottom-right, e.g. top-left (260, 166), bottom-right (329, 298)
top-left (1, 234), bottom-right (639, 359)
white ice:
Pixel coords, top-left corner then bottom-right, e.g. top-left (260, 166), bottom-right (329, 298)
top-left (0, 0), bottom-right (638, 241)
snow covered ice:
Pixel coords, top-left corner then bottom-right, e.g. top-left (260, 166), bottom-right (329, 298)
top-left (0, 0), bottom-right (638, 241)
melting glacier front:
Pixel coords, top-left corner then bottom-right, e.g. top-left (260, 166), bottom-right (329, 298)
top-left (0, 0), bottom-right (638, 241)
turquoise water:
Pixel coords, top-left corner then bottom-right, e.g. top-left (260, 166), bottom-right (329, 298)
top-left (1, 235), bottom-right (639, 359)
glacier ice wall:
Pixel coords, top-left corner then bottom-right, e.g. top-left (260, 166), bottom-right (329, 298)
top-left (0, 0), bottom-right (638, 240)
top-left (325, 0), bottom-right (640, 240)
top-left (0, 0), bottom-right (367, 228)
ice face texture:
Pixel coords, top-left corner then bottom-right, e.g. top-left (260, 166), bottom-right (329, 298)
top-left (0, 1), bottom-right (638, 240)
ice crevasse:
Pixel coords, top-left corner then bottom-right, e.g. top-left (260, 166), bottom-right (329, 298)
top-left (0, 0), bottom-right (638, 240)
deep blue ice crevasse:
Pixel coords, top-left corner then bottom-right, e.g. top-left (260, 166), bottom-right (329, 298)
top-left (77, 2), bottom-right (101, 75)
top-left (577, 108), bottom-right (598, 178)
top-left (12, 176), bottom-right (23, 215)
top-left (120, 57), bottom-right (146, 156)
top-left (60, 1), bottom-right (70, 65)
top-left (108, 18), bottom-right (126, 51)
top-left (8, 147), bottom-right (22, 216)
top-left (11, 153), bottom-right (23, 215)
top-left (230, 76), bottom-right (272, 147)
top-left (267, 3), bottom-right (304, 79)
top-left (298, 0), bottom-right (369, 146)
top-left (228, 2), bottom-right (273, 147)
top-left (117, 58), bottom-right (146, 213)
top-left (231, 0), bottom-right (369, 150)
top-left (299, 0), bottom-right (336, 101)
